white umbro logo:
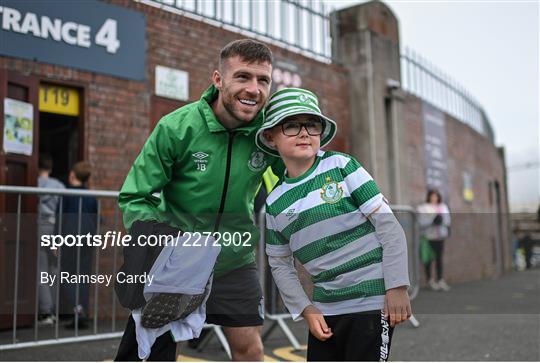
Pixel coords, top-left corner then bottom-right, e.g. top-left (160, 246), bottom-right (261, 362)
top-left (192, 152), bottom-right (209, 160)
top-left (193, 151), bottom-right (209, 172)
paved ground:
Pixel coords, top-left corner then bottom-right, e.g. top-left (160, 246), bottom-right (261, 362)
top-left (1, 268), bottom-right (539, 361)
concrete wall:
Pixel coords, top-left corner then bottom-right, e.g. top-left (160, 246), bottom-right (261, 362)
top-left (334, 0), bottom-right (511, 285)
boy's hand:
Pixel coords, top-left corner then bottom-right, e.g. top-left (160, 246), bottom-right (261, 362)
top-left (302, 305), bottom-right (333, 341)
top-left (384, 286), bottom-right (412, 327)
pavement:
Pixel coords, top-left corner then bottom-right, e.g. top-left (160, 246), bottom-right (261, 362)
top-left (1, 268), bottom-right (539, 361)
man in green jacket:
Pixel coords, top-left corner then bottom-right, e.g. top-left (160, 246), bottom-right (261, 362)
top-left (115, 39), bottom-right (281, 361)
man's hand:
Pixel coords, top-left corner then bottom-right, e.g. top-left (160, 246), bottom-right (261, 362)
top-left (384, 286), bottom-right (412, 327)
top-left (301, 305), bottom-right (333, 341)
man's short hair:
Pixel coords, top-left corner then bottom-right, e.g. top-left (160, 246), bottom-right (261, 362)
top-left (39, 154), bottom-right (53, 171)
top-left (219, 39), bottom-right (273, 70)
top-left (72, 161), bottom-right (92, 183)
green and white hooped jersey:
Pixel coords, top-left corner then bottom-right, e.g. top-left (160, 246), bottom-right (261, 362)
top-left (265, 150), bottom-right (386, 315)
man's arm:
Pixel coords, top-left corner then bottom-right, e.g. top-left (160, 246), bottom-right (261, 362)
top-left (118, 120), bottom-right (180, 230)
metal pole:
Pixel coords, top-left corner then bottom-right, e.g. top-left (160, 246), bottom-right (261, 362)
top-left (34, 199), bottom-right (41, 341)
top-left (12, 194), bottom-right (22, 344)
top-left (308, 0), bottom-right (314, 52)
top-left (93, 200), bottom-right (101, 334)
top-left (232, 0), bottom-right (236, 25)
top-left (75, 197), bottom-right (83, 337)
top-left (248, 0), bottom-right (253, 32)
top-left (280, 0), bottom-right (286, 42)
top-left (55, 197), bottom-right (63, 339)
top-left (112, 205), bottom-right (119, 332)
top-left (296, 0), bottom-right (302, 49)
top-left (266, 0), bottom-right (271, 36)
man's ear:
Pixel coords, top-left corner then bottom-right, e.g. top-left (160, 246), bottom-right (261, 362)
top-left (212, 70), bottom-right (222, 89)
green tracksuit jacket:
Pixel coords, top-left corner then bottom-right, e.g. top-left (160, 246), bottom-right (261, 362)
top-left (119, 85), bottom-right (283, 277)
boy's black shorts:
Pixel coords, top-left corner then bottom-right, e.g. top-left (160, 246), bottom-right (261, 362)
top-left (205, 263), bottom-right (264, 327)
top-left (307, 310), bottom-right (394, 362)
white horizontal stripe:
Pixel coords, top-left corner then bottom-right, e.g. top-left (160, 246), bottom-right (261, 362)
top-left (302, 232), bottom-right (380, 275)
top-left (315, 295), bottom-right (385, 316)
top-left (360, 193), bottom-right (384, 216)
top-left (315, 261), bottom-right (383, 291)
top-left (290, 208), bottom-right (367, 251)
top-left (268, 90), bottom-right (318, 108)
top-left (344, 167), bottom-right (373, 193)
top-left (267, 98), bottom-right (320, 116)
top-left (265, 213), bottom-right (278, 231)
top-left (266, 244), bottom-right (291, 257)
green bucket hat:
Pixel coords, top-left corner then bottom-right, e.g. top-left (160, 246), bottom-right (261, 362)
top-left (255, 87), bottom-right (337, 157)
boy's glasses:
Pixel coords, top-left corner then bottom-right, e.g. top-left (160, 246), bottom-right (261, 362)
top-left (281, 119), bottom-right (325, 136)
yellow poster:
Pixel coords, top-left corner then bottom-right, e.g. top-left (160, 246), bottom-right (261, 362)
top-left (39, 84), bottom-right (79, 116)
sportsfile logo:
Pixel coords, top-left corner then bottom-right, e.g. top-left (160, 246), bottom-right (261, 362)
top-left (193, 151), bottom-right (209, 171)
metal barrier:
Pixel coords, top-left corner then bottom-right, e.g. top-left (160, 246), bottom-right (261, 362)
top-left (0, 185), bottom-right (124, 351)
top-left (137, 0), bottom-right (334, 63)
top-left (0, 185), bottom-right (232, 356)
top-left (0, 185), bottom-right (421, 353)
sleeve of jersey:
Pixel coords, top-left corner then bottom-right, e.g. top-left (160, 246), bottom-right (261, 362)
top-left (342, 157), bottom-right (385, 217)
top-left (118, 119), bottom-right (180, 230)
top-left (265, 209), bottom-right (292, 257)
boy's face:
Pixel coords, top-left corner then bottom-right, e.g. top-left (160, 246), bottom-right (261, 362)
top-left (213, 56), bottom-right (272, 125)
top-left (264, 114), bottom-right (322, 162)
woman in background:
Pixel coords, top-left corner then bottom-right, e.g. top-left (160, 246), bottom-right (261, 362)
top-left (418, 189), bottom-right (451, 291)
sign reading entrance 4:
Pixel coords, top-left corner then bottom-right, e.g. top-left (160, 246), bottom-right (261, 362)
top-left (39, 84), bottom-right (79, 116)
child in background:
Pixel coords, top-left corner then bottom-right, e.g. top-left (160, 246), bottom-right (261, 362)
top-left (256, 88), bottom-right (411, 361)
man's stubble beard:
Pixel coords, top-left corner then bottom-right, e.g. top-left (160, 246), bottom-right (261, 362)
top-left (221, 84), bottom-right (263, 125)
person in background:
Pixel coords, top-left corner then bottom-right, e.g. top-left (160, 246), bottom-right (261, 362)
top-left (57, 161), bottom-right (98, 329)
top-left (417, 189), bottom-right (451, 291)
top-left (37, 154), bottom-right (65, 325)
top-left (519, 232), bottom-right (535, 270)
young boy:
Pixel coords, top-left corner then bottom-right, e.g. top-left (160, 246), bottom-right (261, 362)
top-left (256, 88), bottom-right (411, 361)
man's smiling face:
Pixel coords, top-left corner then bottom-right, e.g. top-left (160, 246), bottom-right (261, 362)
top-left (213, 56), bottom-right (272, 128)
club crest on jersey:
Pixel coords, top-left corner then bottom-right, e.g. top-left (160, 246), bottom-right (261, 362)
top-left (248, 151), bottom-right (267, 172)
top-left (320, 177), bottom-right (343, 204)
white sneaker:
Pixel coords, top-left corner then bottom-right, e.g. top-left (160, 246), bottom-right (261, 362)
top-left (438, 279), bottom-right (451, 291)
top-left (428, 279), bottom-right (440, 291)
top-left (37, 314), bottom-right (56, 326)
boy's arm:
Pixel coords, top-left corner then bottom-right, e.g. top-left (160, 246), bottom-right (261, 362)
top-left (367, 202), bottom-right (410, 290)
top-left (267, 255), bottom-right (313, 320)
top-left (342, 156), bottom-right (411, 326)
top-left (368, 202), bottom-right (412, 326)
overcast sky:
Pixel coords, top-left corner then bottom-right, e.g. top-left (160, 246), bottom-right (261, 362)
top-left (328, 0), bottom-right (539, 211)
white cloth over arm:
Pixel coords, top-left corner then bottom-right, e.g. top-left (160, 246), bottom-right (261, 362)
top-left (134, 234), bottom-right (220, 360)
